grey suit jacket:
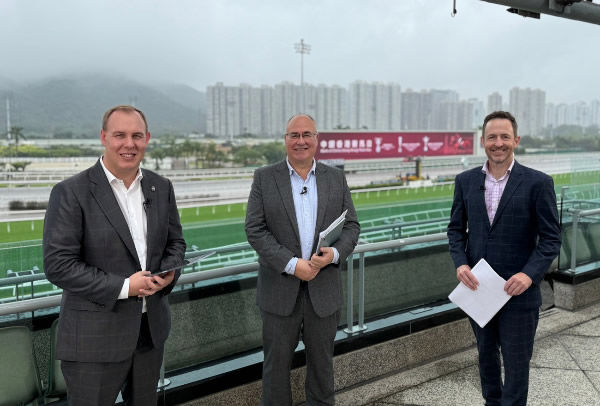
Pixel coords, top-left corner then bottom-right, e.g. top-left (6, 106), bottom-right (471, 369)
top-left (43, 160), bottom-right (186, 363)
top-left (245, 160), bottom-right (360, 318)
top-left (447, 161), bottom-right (561, 309)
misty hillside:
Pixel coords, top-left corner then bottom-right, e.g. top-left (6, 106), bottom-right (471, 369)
top-left (0, 75), bottom-right (205, 136)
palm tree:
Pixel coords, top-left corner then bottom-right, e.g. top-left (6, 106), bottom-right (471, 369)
top-left (9, 126), bottom-right (25, 156)
top-left (150, 148), bottom-right (167, 170)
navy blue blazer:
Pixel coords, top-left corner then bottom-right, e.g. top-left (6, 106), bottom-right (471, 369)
top-left (447, 161), bottom-right (561, 309)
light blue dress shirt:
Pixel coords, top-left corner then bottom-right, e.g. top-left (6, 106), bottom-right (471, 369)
top-left (283, 158), bottom-right (340, 275)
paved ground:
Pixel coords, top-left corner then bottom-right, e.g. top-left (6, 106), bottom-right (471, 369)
top-left (335, 302), bottom-right (600, 406)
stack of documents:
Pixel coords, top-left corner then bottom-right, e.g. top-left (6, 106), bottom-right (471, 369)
top-left (315, 209), bottom-right (348, 254)
top-left (448, 258), bottom-right (511, 328)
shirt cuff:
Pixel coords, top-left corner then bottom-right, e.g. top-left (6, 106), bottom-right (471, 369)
top-left (118, 278), bottom-right (130, 299)
top-left (284, 257), bottom-right (298, 275)
top-left (332, 247), bottom-right (340, 264)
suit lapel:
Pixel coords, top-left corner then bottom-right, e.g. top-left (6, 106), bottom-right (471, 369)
top-left (273, 161), bottom-right (301, 242)
top-left (474, 169), bottom-right (489, 227)
top-left (141, 172), bottom-right (157, 270)
top-left (315, 163), bottom-right (329, 234)
top-left (89, 161), bottom-right (141, 269)
top-left (490, 161), bottom-right (523, 230)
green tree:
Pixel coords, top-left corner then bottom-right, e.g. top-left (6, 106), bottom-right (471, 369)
top-left (258, 142), bottom-right (286, 164)
top-left (9, 126), bottom-right (25, 156)
top-left (150, 147), bottom-right (167, 170)
top-left (11, 161), bottom-right (32, 171)
top-left (190, 141), bottom-right (206, 168)
top-left (233, 146), bottom-right (263, 166)
top-left (204, 142), bottom-right (227, 168)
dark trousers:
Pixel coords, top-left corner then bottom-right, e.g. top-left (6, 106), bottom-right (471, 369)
top-left (470, 307), bottom-right (539, 406)
top-left (260, 283), bottom-right (340, 406)
top-left (62, 313), bottom-right (163, 406)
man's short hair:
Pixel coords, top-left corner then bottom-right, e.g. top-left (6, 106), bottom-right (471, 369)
top-left (482, 111), bottom-right (518, 138)
top-left (286, 113), bottom-right (316, 125)
top-left (102, 105), bottom-right (149, 133)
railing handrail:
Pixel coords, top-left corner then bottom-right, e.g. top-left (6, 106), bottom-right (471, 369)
top-left (567, 207), bottom-right (600, 217)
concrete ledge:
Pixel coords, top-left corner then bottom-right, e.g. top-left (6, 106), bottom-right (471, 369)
top-left (554, 277), bottom-right (600, 310)
top-left (185, 318), bottom-right (475, 405)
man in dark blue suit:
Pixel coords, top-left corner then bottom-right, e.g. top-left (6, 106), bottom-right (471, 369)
top-left (448, 111), bottom-right (561, 405)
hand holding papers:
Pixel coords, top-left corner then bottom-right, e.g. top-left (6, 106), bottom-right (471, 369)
top-left (448, 258), bottom-right (511, 328)
top-left (315, 210), bottom-right (348, 254)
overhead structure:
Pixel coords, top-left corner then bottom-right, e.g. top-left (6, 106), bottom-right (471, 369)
top-left (480, 0), bottom-right (600, 25)
top-left (294, 39), bottom-right (311, 112)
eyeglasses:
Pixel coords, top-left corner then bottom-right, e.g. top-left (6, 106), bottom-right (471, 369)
top-left (285, 132), bottom-right (317, 140)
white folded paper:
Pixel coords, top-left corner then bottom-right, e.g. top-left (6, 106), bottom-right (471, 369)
top-left (315, 209), bottom-right (348, 254)
top-left (448, 258), bottom-right (511, 328)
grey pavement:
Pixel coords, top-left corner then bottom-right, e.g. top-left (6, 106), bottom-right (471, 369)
top-left (335, 302), bottom-right (600, 406)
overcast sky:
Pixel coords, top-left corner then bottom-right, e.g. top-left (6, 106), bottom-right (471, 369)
top-left (0, 0), bottom-right (598, 104)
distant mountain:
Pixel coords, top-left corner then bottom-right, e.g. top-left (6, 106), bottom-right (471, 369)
top-left (154, 82), bottom-right (205, 112)
top-left (0, 76), bottom-right (18, 91)
top-left (0, 75), bottom-right (205, 137)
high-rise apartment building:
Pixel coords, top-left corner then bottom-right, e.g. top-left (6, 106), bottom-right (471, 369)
top-left (315, 84), bottom-right (347, 130)
top-left (591, 100), bottom-right (600, 127)
top-left (429, 90), bottom-right (460, 130)
top-left (400, 89), bottom-right (432, 130)
top-left (349, 81), bottom-right (403, 130)
top-left (547, 100), bottom-right (600, 129)
top-left (207, 81), bottom-right (488, 136)
top-left (509, 87), bottom-right (546, 136)
top-left (469, 98), bottom-right (485, 129)
top-left (349, 81), bottom-right (375, 130)
top-left (487, 92), bottom-right (503, 114)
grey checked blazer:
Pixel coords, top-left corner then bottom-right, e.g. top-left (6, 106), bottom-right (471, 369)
top-left (43, 160), bottom-right (186, 363)
top-left (245, 160), bottom-right (360, 318)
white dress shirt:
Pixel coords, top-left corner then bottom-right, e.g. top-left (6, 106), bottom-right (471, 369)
top-left (100, 157), bottom-right (148, 312)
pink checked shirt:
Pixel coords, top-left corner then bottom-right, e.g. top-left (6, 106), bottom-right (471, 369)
top-left (482, 159), bottom-right (515, 225)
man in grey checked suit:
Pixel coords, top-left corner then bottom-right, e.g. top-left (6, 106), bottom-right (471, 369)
top-left (245, 114), bottom-right (360, 405)
top-left (43, 105), bottom-right (186, 405)
top-left (448, 111), bottom-right (561, 405)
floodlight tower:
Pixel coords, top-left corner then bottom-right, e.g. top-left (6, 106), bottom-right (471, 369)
top-left (294, 38), bottom-right (311, 111)
top-left (5, 97), bottom-right (11, 140)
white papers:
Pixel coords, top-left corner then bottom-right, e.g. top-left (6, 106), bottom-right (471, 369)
top-left (448, 258), bottom-right (511, 328)
top-left (315, 209), bottom-right (348, 254)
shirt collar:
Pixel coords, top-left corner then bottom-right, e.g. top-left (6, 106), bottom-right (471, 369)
top-left (286, 157), bottom-right (316, 177)
top-left (482, 158), bottom-right (515, 179)
top-left (100, 156), bottom-right (143, 185)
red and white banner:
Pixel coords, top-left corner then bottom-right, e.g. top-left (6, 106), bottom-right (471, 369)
top-left (315, 131), bottom-right (474, 160)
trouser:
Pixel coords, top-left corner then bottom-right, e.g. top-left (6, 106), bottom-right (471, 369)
top-left (470, 307), bottom-right (539, 406)
top-left (62, 313), bottom-right (163, 406)
top-left (260, 282), bottom-right (340, 406)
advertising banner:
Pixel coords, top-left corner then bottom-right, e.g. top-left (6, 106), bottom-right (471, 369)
top-left (315, 131), bottom-right (474, 160)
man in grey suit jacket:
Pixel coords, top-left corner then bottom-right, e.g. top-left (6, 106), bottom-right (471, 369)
top-left (43, 105), bottom-right (186, 405)
top-left (448, 111), bottom-right (560, 405)
top-left (245, 114), bottom-right (360, 406)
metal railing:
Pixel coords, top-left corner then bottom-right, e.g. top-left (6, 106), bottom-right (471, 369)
top-left (565, 207), bottom-right (600, 272)
top-left (0, 234), bottom-right (449, 326)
